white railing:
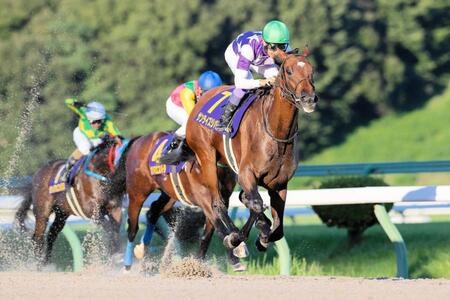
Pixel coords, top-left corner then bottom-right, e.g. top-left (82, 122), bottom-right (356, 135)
top-left (229, 185), bottom-right (450, 207)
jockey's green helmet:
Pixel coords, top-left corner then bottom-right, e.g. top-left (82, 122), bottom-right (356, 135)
top-left (262, 20), bottom-right (290, 44)
top-left (86, 101), bottom-right (106, 121)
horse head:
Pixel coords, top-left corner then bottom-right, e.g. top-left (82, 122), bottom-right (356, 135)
top-left (89, 135), bottom-right (118, 176)
top-left (274, 47), bottom-right (318, 113)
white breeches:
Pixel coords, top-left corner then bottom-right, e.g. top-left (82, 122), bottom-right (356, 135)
top-left (73, 127), bottom-right (102, 155)
top-left (166, 97), bottom-right (188, 137)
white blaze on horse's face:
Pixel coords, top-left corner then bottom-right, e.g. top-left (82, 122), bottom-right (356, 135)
top-left (292, 58), bottom-right (317, 114)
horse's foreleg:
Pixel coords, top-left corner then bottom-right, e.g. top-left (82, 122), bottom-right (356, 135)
top-left (268, 188), bottom-right (287, 242)
top-left (45, 209), bottom-right (69, 264)
top-left (101, 206), bottom-right (122, 254)
top-left (238, 168), bottom-right (271, 250)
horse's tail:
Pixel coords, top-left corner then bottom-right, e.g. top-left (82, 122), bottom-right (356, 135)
top-left (14, 186), bottom-right (33, 232)
top-left (108, 136), bottom-right (141, 196)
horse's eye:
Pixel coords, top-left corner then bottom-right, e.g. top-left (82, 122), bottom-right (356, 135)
top-left (286, 67), bottom-right (293, 76)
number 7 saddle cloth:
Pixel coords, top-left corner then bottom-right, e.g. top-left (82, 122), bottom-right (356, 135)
top-left (193, 87), bottom-right (258, 138)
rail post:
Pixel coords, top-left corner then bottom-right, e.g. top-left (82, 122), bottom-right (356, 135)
top-left (62, 225), bottom-right (83, 272)
top-left (374, 204), bottom-right (408, 278)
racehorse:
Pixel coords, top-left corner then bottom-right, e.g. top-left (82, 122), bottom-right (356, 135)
top-left (120, 131), bottom-right (246, 271)
top-left (186, 48), bottom-right (318, 251)
top-left (15, 137), bottom-right (130, 264)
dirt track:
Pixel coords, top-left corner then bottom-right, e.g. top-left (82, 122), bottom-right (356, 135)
top-left (1, 272), bottom-right (450, 300)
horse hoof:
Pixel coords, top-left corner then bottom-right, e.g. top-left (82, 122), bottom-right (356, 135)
top-left (134, 243), bottom-right (145, 259)
top-left (223, 236), bottom-right (233, 249)
top-left (232, 242), bottom-right (249, 258)
top-left (255, 238), bottom-right (268, 252)
top-left (232, 262), bottom-right (247, 272)
top-left (223, 232), bottom-right (240, 249)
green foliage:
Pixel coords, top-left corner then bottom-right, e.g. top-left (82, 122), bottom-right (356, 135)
top-left (312, 176), bottom-right (391, 244)
top-left (306, 83), bottom-right (450, 185)
top-left (0, 0), bottom-right (449, 175)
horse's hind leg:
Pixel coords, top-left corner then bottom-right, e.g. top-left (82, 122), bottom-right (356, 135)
top-left (32, 194), bottom-right (55, 264)
top-left (199, 218), bottom-right (245, 272)
top-left (197, 218), bottom-right (214, 260)
top-left (45, 208), bottom-right (69, 264)
top-left (133, 193), bottom-right (174, 259)
top-left (32, 216), bottom-right (48, 264)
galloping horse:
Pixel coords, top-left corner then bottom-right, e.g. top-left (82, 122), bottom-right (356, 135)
top-left (186, 48), bottom-right (318, 250)
top-left (15, 137), bottom-right (129, 264)
top-left (120, 131), bottom-right (246, 271)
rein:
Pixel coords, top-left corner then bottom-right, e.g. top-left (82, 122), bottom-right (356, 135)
top-left (261, 101), bottom-right (298, 143)
top-left (261, 54), bottom-right (308, 143)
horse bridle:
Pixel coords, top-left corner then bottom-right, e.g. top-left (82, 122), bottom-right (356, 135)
top-left (276, 54), bottom-right (313, 109)
top-left (262, 54), bottom-right (312, 143)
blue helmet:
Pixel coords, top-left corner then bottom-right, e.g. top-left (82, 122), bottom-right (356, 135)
top-left (198, 71), bottom-right (222, 91)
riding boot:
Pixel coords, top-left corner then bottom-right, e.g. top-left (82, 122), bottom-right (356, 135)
top-left (216, 102), bottom-right (238, 132)
top-left (159, 134), bottom-right (186, 165)
top-left (61, 156), bottom-right (78, 184)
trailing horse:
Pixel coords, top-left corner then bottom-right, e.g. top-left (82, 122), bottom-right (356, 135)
top-left (186, 48), bottom-right (318, 251)
top-left (15, 137), bottom-right (134, 265)
top-left (118, 131), bottom-right (247, 271)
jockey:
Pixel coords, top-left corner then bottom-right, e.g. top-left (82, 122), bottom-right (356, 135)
top-left (159, 71), bottom-right (222, 165)
top-left (216, 20), bottom-right (291, 132)
top-left (60, 98), bottom-right (122, 182)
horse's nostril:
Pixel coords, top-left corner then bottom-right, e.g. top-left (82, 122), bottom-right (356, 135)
top-left (313, 95), bottom-right (319, 103)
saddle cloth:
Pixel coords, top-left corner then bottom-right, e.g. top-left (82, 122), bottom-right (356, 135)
top-left (148, 133), bottom-right (186, 176)
top-left (48, 158), bottom-right (85, 194)
top-left (193, 88), bottom-right (258, 138)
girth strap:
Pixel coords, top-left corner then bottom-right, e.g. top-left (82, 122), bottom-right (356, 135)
top-left (169, 166), bottom-right (194, 206)
top-left (65, 187), bottom-right (88, 219)
top-left (223, 134), bottom-right (239, 174)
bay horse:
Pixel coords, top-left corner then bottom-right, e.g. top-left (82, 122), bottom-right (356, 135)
top-left (186, 48), bottom-right (318, 251)
top-left (15, 137), bottom-right (129, 264)
top-left (120, 131), bottom-right (246, 271)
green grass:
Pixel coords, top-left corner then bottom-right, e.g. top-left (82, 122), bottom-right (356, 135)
top-left (45, 219), bottom-right (450, 278)
top-left (292, 83), bottom-right (450, 187)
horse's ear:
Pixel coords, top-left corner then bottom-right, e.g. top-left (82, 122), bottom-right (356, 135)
top-left (302, 46), bottom-right (309, 57)
top-left (274, 51), bottom-right (288, 66)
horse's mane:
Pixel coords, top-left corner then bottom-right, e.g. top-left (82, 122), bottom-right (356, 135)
top-left (254, 86), bottom-right (272, 97)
